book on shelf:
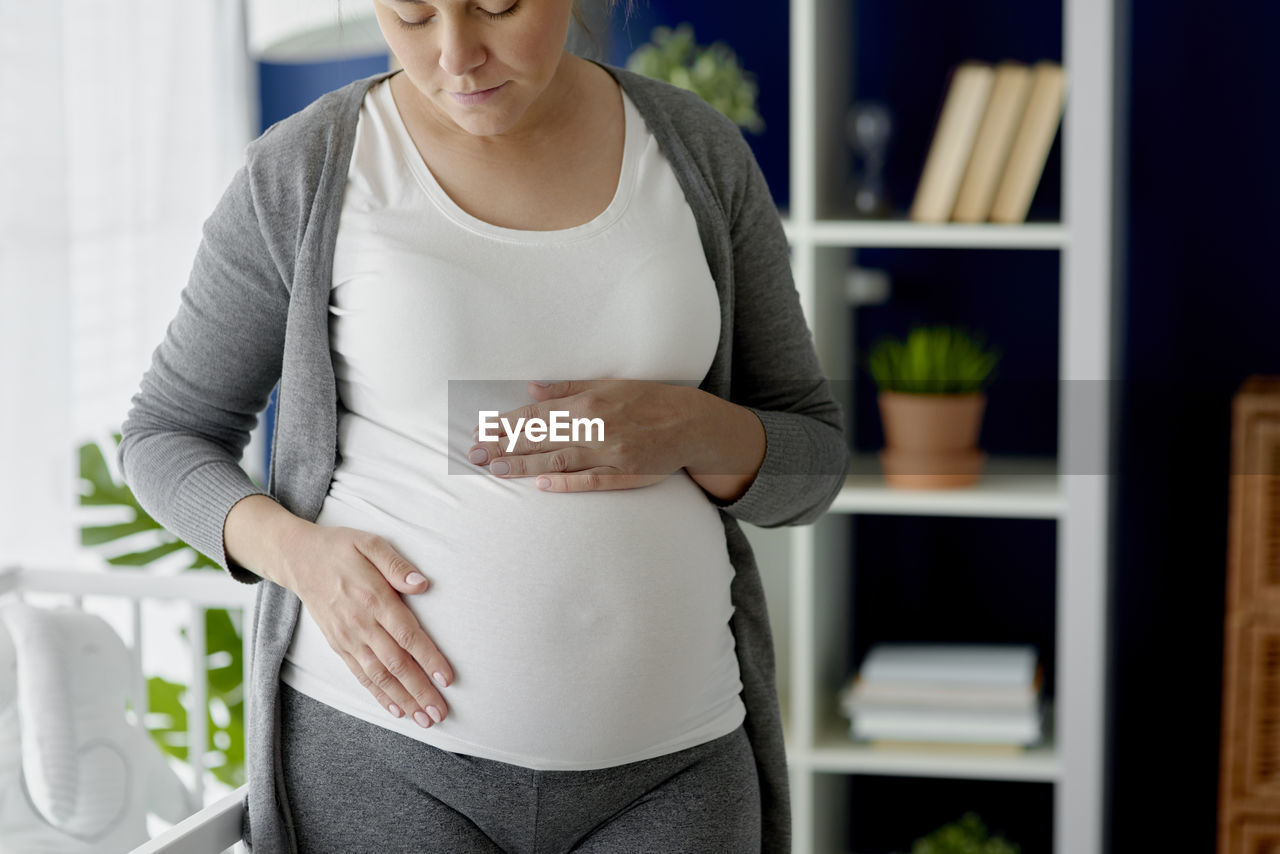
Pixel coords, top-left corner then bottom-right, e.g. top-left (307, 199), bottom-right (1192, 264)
top-left (951, 61), bottom-right (1035, 223)
top-left (908, 61), bottom-right (995, 223)
top-left (840, 643), bottom-right (1045, 746)
top-left (850, 705), bottom-right (1043, 745)
top-left (840, 670), bottom-right (1043, 715)
top-left (858, 643), bottom-right (1038, 686)
top-left (865, 739), bottom-right (1027, 757)
top-left (989, 61), bottom-right (1067, 223)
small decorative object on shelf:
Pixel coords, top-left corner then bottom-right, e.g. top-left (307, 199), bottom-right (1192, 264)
top-left (906, 812), bottom-right (1021, 854)
top-left (839, 643), bottom-right (1045, 750)
top-left (625, 23), bottom-right (764, 133)
top-left (846, 100), bottom-right (893, 218)
top-left (867, 326), bottom-right (1000, 488)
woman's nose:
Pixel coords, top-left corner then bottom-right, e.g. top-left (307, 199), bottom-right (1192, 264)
top-left (438, 19), bottom-right (486, 78)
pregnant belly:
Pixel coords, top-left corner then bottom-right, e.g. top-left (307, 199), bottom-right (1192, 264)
top-left (289, 471), bottom-right (745, 769)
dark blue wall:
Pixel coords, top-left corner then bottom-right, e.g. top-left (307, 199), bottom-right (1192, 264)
top-left (1110, 1), bottom-right (1280, 851)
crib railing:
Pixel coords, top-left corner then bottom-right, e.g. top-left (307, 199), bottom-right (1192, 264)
top-left (131, 784), bottom-right (248, 854)
top-left (0, 564), bottom-right (257, 853)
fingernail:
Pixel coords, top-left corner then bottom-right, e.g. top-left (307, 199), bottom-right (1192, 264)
top-left (469, 447), bottom-right (488, 464)
top-left (531, 380), bottom-right (551, 387)
top-left (432, 671), bottom-right (448, 688)
top-left (405, 572), bottom-right (427, 585)
top-left (490, 459), bottom-right (510, 475)
top-left (536, 477), bottom-right (552, 490)
top-left (427, 705), bottom-right (443, 724)
top-left (414, 710), bottom-right (432, 728)
top-left (388, 703), bottom-right (403, 718)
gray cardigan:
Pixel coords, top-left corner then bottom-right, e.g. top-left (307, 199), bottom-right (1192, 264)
top-left (120, 63), bottom-right (848, 853)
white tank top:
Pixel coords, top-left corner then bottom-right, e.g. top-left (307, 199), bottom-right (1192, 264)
top-left (280, 78), bottom-right (745, 770)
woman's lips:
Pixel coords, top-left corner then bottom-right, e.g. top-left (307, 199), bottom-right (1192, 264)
top-left (450, 83), bottom-right (505, 106)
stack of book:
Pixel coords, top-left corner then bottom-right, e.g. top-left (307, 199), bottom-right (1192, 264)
top-left (909, 60), bottom-right (1067, 224)
top-left (840, 643), bottom-right (1045, 749)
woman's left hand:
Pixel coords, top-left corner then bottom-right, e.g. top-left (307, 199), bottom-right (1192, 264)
top-left (466, 379), bottom-right (765, 498)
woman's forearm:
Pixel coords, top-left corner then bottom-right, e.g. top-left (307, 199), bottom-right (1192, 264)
top-left (683, 389), bottom-right (767, 503)
top-left (223, 494), bottom-right (312, 587)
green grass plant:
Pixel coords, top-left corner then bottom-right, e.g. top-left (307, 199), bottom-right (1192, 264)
top-left (868, 326), bottom-right (1000, 395)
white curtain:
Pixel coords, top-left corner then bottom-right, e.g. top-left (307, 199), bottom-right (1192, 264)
top-left (248, 0), bottom-right (383, 59)
top-left (0, 0), bottom-right (252, 566)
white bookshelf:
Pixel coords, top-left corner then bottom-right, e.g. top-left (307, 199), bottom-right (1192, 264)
top-left (763, 1), bottom-right (1115, 852)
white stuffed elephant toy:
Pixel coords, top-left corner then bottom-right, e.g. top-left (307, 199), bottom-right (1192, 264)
top-left (0, 603), bottom-right (196, 853)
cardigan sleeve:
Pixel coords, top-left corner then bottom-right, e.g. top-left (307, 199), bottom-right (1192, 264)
top-left (710, 132), bottom-right (850, 527)
top-left (118, 156), bottom-right (288, 579)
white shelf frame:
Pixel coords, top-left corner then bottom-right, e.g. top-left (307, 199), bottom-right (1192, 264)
top-left (783, 219), bottom-right (1070, 250)
top-left (834, 455), bottom-right (1062, 519)
top-left (806, 726), bottom-right (1062, 783)
top-left (777, 1), bottom-right (1113, 852)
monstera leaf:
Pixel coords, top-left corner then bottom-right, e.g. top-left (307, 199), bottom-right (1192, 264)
top-left (79, 437), bottom-right (218, 569)
top-left (78, 435), bottom-right (244, 787)
top-left (145, 609), bottom-right (246, 788)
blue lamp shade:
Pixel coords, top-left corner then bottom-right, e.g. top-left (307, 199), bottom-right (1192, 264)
top-left (254, 13), bottom-right (392, 131)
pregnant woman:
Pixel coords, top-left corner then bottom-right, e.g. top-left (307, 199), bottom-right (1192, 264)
top-left (120, 0), bottom-right (847, 851)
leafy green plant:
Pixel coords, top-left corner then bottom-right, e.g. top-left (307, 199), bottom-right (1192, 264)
top-left (867, 326), bottom-right (1001, 395)
top-left (908, 812), bottom-right (1020, 854)
top-left (78, 436), bottom-right (245, 787)
top-left (626, 23), bottom-right (764, 132)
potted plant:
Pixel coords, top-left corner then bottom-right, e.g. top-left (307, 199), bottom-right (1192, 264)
top-left (625, 23), bottom-right (764, 133)
top-left (867, 325), bottom-right (1000, 489)
top-left (905, 812), bottom-right (1020, 854)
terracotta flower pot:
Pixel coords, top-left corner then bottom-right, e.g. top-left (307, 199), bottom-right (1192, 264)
top-left (877, 391), bottom-right (988, 489)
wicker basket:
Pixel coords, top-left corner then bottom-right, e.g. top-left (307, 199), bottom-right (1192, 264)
top-left (1220, 377), bottom-right (1280, 854)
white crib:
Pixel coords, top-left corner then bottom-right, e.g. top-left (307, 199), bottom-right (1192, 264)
top-left (130, 785), bottom-right (248, 854)
top-left (0, 565), bottom-right (255, 854)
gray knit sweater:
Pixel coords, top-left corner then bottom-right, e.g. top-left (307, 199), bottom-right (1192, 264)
top-left (120, 63), bottom-right (848, 853)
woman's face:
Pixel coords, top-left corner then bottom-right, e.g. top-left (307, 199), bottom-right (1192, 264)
top-left (372, 0), bottom-right (577, 140)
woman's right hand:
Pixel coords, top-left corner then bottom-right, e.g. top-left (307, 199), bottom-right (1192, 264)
top-left (224, 495), bottom-right (452, 727)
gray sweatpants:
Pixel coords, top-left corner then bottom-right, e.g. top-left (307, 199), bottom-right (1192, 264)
top-left (275, 684), bottom-right (762, 853)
